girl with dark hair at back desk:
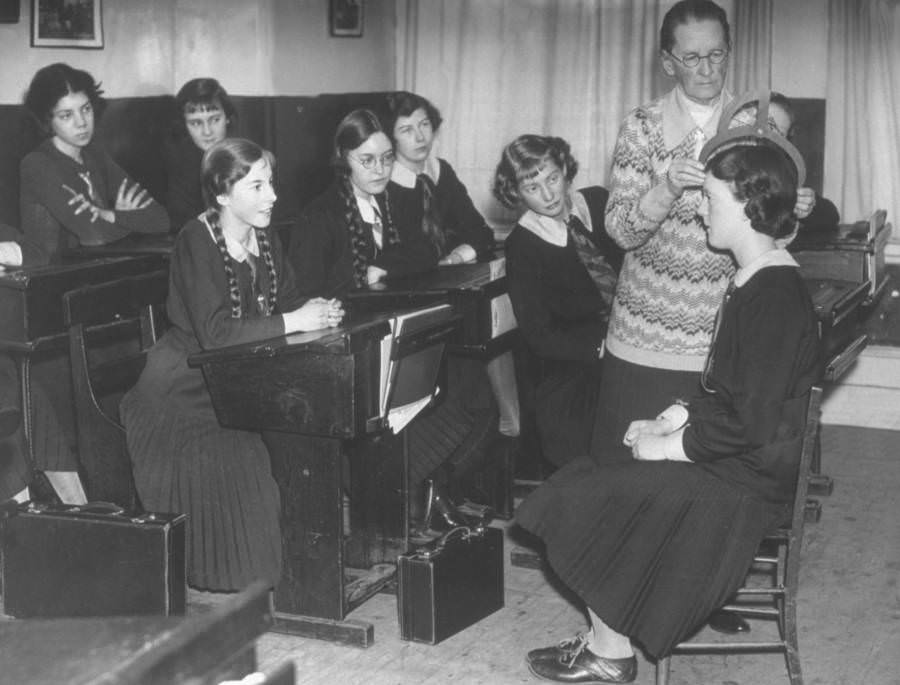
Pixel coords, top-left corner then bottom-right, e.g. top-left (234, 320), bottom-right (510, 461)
top-left (19, 63), bottom-right (169, 264)
top-left (164, 77), bottom-right (236, 231)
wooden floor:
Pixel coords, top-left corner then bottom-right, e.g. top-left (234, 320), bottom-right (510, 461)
top-left (242, 423), bottom-right (900, 685)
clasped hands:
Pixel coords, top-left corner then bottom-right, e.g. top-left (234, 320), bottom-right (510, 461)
top-left (64, 178), bottom-right (153, 223)
top-left (666, 158), bottom-right (816, 219)
top-left (623, 418), bottom-right (673, 461)
top-left (288, 297), bottom-right (345, 332)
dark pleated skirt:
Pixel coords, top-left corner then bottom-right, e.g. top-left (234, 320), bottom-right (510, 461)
top-left (535, 364), bottom-right (601, 466)
top-left (589, 353), bottom-right (700, 464)
top-left (29, 355), bottom-right (79, 471)
top-left (120, 389), bottom-right (282, 592)
top-left (516, 456), bottom-right (789, 658)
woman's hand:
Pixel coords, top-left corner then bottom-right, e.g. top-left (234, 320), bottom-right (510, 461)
top-left (366, 265), bottom-right (387, 285)
top-left (665, 158), bottom-right (706, 196)
top-left (438, 244), bottom-right (477, 265)
top-left (325, 298), bottom-right (345, 328)
top-left (64, 183), bottom-right (112, 223)
top-left (115, 179), bottom-right (153, 212)
top-left (631, 434), bottom-right (669, 461)
top-left (0, 241), bottom-right (22, 268)
top-left (794, 187), bottom-right (816, 219)
top-left (623, 418), bottom-right (670, 447)
top-left (284, 297), bottom-right (338, 333)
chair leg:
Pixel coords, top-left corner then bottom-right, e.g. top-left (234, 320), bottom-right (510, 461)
top-left (782, 598), bottom-right (804, 685)
top-left (655, 656), bottom-right (671, 685)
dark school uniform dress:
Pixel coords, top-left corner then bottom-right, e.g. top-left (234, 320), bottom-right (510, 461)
top-left (163, 136), bottom-right (204, 232)
top-left (387, 158), bottom-right (495, 263)
top-left (504, 186), bottom-right (622, 465)
top-left (121, 218), bottom-right (304, 591)
top-left (20, 138), bottom-right (170, 264)
top-left (516, 262), bottom-right (821, 658)
top-left (289, 181), bottom-right (435, 298)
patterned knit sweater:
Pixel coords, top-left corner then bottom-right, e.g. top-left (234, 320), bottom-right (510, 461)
top-left (605, 87), bottom-right (735, 372)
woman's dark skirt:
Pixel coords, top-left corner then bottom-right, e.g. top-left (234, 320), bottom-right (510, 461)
top-left (121, 389), bottom-right (282, 592)
top-left (516, 456), bottom-right (789, 658)
top-left (534, 362), bottom-right (601, 466)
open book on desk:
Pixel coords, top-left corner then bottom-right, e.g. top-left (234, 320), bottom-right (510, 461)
top-left (379, 303), bottom-right (456, 432)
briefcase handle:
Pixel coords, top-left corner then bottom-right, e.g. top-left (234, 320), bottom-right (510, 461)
top-left (420, 524), bottom-right (485, 559)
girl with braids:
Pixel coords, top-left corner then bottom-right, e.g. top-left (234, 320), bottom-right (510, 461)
top-left (289, 108), bottom-right (435, 297)
top-left (121, 138), bottom-right (343, 591)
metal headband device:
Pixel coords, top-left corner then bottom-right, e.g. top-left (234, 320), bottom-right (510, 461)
top-left (699, 89), bottom-right (807, 187)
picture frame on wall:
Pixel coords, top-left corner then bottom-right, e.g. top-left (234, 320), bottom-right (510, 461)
top-left (330, 0), bottom-right (363, 38)
top-left (32, 0), bottom-right (104, 49)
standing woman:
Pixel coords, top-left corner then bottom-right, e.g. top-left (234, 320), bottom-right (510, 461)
top-left (289, 108), bottom-right (433, 297)
top-left (384, 91), bottom-right (521, 446)
top-left (493, 135), bottom-right (622, 466)
top-left (165, 78), bottom-right (235, 230)
top-left (121, 138), bottom-right (343, 591)
top-left (20, 63), bottom-right (169, 264)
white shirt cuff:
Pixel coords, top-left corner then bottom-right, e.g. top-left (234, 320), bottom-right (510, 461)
top-left (663, 427), bottom-right (690, 461)
top-left (0, 241), bottom-right (23, 266)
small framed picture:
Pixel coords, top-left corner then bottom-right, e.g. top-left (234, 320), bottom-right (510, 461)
top-left (330, 0), bottom-right (363, 38)
top-left (32, 0), bottom-right (104, 49)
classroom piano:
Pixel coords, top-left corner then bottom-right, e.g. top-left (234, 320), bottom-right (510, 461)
top-left (190, 310), bottom-right (459, 647)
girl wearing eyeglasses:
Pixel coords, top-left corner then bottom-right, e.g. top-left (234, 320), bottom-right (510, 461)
top-left (289, 108), bottom-right (435, 297)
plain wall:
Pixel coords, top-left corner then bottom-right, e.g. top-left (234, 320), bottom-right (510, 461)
top-left (0, 0), bottom-right (395, 103)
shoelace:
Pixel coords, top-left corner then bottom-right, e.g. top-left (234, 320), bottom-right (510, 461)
top-left (559, 633), bottom-right (590, 668)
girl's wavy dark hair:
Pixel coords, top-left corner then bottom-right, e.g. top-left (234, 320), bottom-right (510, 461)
top-left (492, 134), bottom-right (579, 209)
top-left (383, 91), bottom-right (443, 139)
top-left (24, 63), bottom-right (104, 134)
top-left (201, 137), bottom-right (278, 317)
top-left (332, 109), bottom-right (400, 286)
top-left (706, 143), bottom-right (798, 239)
top-left (174, 77), bottom-right (237, 137)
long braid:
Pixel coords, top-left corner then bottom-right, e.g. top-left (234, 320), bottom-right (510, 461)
top-left (256, 228), bottom-right (278, 314)
top-left (380, 192), bottom-right (400, 247)
top-left (207, 208), bottom-right (242, 317)
top-left (339, 175), bottom-right (371, 287)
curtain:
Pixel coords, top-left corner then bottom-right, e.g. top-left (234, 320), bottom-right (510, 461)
top-left (825, 0), bottom-right (900, 234)
top-left (394, 0), bottom-right (681, 230)
top-left (732, 0), bottom-right (772, 95)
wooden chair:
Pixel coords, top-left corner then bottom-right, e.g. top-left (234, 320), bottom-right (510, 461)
top-left (655, 385), bottom-right (824, 685)
top-left (63, 270), bottom-right (169, 510)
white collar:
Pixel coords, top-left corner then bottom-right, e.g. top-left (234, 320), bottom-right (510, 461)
top-left (518, 190), bottom-right (592, 247)
top-left (661, 85), bottom-right (731, 152)
top-left (355, 193), bottom-right (381, 224)
top-left (390, 153), bottom-right (442, 189)
top-left (734, 248), bottom-right (798, 287)
top-left (203, 216), bottom-right (260, 263)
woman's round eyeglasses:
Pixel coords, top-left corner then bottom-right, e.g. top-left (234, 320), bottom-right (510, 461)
top-left (666, 49), bottom-right (728, 68)
top-left (349, 151), bottom-right (395, 170)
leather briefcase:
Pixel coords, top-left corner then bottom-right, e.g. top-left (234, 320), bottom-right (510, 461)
top-left (1, 501), bottom-right (186, 618)
top-left (397, 525), bottom-right (504, 644)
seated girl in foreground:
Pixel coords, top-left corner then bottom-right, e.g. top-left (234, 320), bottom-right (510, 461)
top-left (289, 108), bottom-right (434, 297)
top-left (493, 135), bottom-right (621, 466)
top-left (121, 138), bottom-right (343, 591)
top-left (20, 63), bottom-right (169, 264)
top-left (517, 143), bottom-right (821, 683)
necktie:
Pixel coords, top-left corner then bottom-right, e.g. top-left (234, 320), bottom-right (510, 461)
top-left (566, 215), bottom-right (616, 309)
top-left (371, 205), bottom-right (383, 250)
top-left (418, 173), bottom-right (445, 253)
